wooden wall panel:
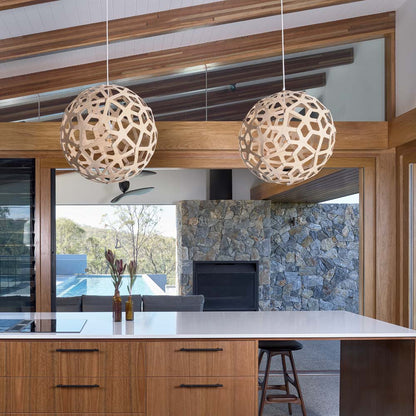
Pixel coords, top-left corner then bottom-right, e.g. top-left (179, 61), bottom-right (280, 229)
top-left (35, 161), bottom-right (52, 312)
top-left (0, 121), bottom-right (389, 152)
top-left (376, 150), bottom-right (397, 323)
top-left (396, 140), bottom-right (416, 327)
top-left (0, 121), bottom-right (397, 321)
top-left (385, 33), bottom-right (396, 121)
top-left (389, 108), bottom-right (416, 148)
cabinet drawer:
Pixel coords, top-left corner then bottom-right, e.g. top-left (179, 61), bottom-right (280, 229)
top-left (6, 341), bottom-right (145, 377)
top-left (146, 340), bottom-right (257, 376)
top-left (6, 341), bottom-right (55, 376)
top-left (5, 377), bottom-right (145, 413)
top-left (147, 376), bottom-right (257, 416)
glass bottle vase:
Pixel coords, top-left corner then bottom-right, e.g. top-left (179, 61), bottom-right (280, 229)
top-left (125, 296), bottom-right (134, 321)
top-left (112, 292), bottom-right (122, 322)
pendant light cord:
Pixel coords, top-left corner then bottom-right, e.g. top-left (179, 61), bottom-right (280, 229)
top-left (280, 0), bottom-right (286, 91)
top-left (205, 64), bottom-right (208, 122)
top-left (106, 0), bottom-right (109, 86)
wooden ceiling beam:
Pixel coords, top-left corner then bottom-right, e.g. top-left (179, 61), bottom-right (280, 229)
top-left (0, 48), bottom-right (353, 122)
top-left (0, 121), bottom-right (389, 153)
top-left (250, 168), bottom-right (342, 200)
top-left (0, 0), bottom-right (362, 61)
top-left (0, 0), bottom-right (56, 11)
top-left (152, 73), bottom-right (326, 115)
top-left (0, 12), bottom-right (394, 100)
top-left (251, 168), bottom-right (359, 202)
top-left (389, 107), bottom-right (416, 148)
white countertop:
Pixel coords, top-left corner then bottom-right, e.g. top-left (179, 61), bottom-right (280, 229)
top-left (0, 311), bottom-right (415, 340)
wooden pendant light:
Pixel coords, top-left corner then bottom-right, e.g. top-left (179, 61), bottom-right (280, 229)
top-left (238, 90), bottom-right (336, 185)
top-left (239, 0), bottom-right (336, 185)
top-left (60, 84), bottom-right (158, 183)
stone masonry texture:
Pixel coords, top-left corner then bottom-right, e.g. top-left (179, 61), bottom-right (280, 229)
top-left (177, 201), bottom-right (359, 312)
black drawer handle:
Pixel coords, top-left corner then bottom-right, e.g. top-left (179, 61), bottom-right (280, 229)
top-left (56, 348), bottom-right (99, 352)
top-left (56, 384), bottom-right (100, 388)
top-left (179, 384), bottom-right (223, 388)
top-left (179, 348), bottom-right (223, 352)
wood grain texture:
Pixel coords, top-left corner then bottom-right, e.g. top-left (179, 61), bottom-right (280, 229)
top-left (389, 107), bottom-right (416, 148)
top-left (5, 376), bottom-right (145, 413)
top-left (0, 121), bottom-right (389, 152)
top-left (385, 33), bottom-right (396, 121)
top-left (340, 340), bottom-right (414, 416)
top-left (252, 169), bottom-right (359, 203)
top-left (376, 150), bottom-right (397, 323)
top-left (250, 168), bottom-right (342, 200)
top-left (0, 0), bottom-right (361, 61)
top-left (395, 140), bottom-right (416, 327)
top-left (38, 163), bottom-right (52, 312)
top-left (145, 340), bottom-right (257, 377)
top-left (0, 0), bottom-right (55, 11)
top-left (6, 341), bottom-right (55, 377)
top-left (0, 378), bottom-right (4, 414)
top-left (0, 342), bottom-right (6, 376)
top-left (147, 376), bottom-right (257, 416)
top-left (0, 12), bottom-right (395, 99)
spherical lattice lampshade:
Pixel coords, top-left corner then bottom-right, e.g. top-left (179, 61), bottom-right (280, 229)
top-left (60, 84), bottom-right (158, 183)
top-left (239, 90), bottom-right (336, 185)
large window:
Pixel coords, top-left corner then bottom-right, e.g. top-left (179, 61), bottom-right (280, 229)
top-left (55, 205), bottom-right (177, 297)
top-left (0, 159), bottom-right (35, 312)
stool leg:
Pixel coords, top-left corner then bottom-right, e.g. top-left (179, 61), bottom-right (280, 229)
top-left (258, 349), bottom-right (265, 387)
top-left (259, 350), bottom-right (272, 416)
top-left (258, 349), bottom-right (265, 369)
top-left (288, 350), bottom-right (307, 416)
top-left (281, 353), bottom-right (292, 415)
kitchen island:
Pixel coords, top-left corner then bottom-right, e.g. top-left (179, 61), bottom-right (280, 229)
top-left (0, 310), bottom-right (415, 415)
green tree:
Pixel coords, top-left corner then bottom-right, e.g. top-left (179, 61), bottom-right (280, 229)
top-left (56, 218), bottom-right (86, 254)
top-left (141, 235), bottom-right (176, 285)
top-left (102, 205), bottom-right (161, 265)
top-left (84, 235), bottom-right (106, 274)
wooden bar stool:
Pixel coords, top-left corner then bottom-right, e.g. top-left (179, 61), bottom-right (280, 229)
top-left (258, 340), bottom-right (307, 416)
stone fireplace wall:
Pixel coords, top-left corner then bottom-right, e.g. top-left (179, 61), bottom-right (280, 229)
top-left (177, 200), bottom-right (359, 312)
top-left (177, 201), bottom-right (271, 299)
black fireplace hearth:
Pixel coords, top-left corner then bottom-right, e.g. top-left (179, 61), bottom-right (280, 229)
top-left (193, 261), bottom-right (259, 311)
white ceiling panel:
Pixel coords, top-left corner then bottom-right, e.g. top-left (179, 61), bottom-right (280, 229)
top-left (0, 0), bottom-right (222, 39)
top-left (0, 0), bottom-right (405, 80)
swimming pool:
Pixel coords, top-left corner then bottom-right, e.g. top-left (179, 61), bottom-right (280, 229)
top-left (56, 274), bottom-right (165, 297)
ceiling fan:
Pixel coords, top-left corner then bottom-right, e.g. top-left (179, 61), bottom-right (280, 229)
top-left (110, 170), bottom-right (156, 203)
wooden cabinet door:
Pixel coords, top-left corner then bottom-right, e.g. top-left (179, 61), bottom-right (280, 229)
top-left (56, 341), bottom-right (144, 377)
top-left (147, 377), bottom-right (257, 416)
top-left (6, 377), bottom-right (145, 413)
top-left (6, 341), bottom-right (55, 376)
top-left (146, 340), bottom-right (257, 377)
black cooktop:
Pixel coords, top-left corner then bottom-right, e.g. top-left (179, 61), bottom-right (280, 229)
top-left (0, 319), bottom-right (87, 333)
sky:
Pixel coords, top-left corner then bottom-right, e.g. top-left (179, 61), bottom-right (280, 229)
top-left (56, 204), bottom-right (177, 238)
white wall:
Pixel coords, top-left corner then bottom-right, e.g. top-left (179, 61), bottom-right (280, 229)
top-left (56, 169), bottom-right (209, 204)
top-left (56, 168), bottom-right (262, 204)
top-left (397, 0), bottom-right (416, 116)
top-left (321, 39), bottom-right (385, 121)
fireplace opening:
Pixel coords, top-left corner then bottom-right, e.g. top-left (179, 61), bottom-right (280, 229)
top-left (193, 261), bottom-right (259, 311)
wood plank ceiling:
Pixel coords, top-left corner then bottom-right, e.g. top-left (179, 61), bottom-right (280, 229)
top-left (0, 0), bottom-right (400, 122)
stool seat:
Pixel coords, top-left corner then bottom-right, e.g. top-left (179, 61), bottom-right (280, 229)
top-left (259, 340), bottom-right (303, 351)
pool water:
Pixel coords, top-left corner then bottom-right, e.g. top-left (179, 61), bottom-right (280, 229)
top-left (56, 274), bottom-right (164, 297)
